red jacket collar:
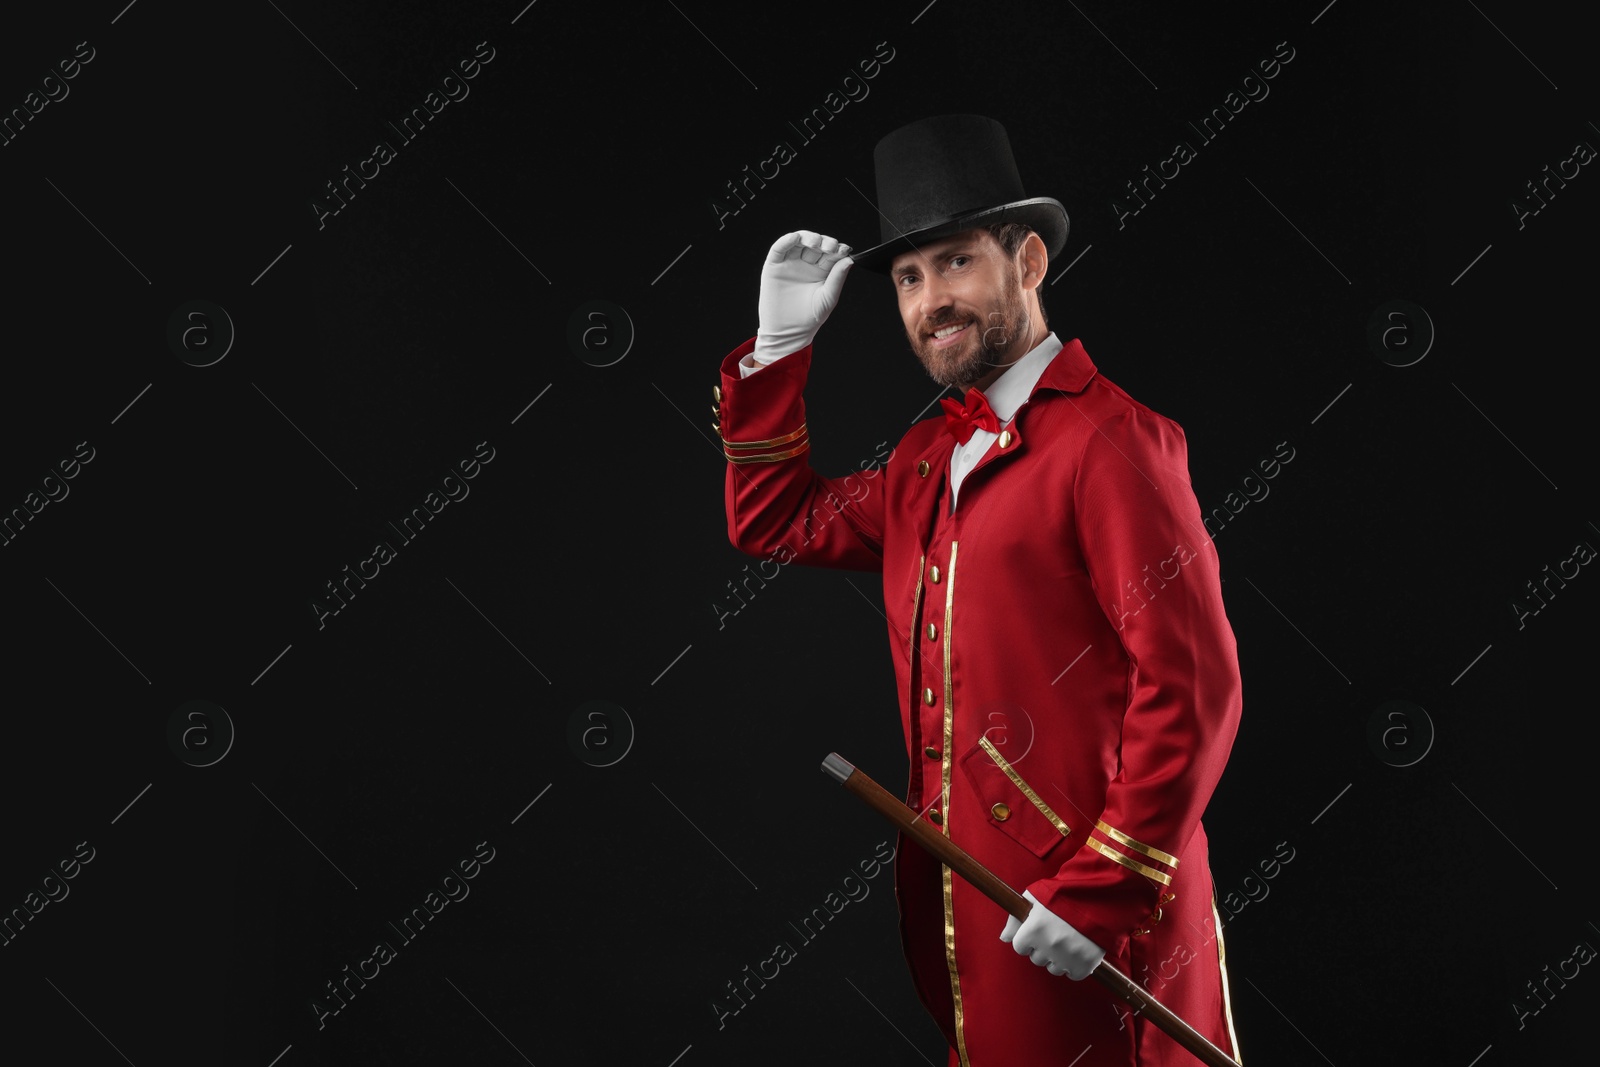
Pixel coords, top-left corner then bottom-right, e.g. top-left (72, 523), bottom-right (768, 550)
top-left (1030, 336), bottom-right (1097, 398)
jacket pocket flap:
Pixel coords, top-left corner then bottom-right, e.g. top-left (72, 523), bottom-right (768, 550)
top-left (958, 736), bottom-right (1072, 859)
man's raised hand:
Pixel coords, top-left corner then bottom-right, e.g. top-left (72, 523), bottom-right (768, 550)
top-left (753, 230), bottom-right (854, 364)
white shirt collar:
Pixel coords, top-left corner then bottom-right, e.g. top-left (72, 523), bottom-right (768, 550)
top-left (981, 331), bottom-right (1062, 425)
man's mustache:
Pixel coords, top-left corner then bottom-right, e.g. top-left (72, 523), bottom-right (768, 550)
top-left (920, 312), bottom-right (972, 333)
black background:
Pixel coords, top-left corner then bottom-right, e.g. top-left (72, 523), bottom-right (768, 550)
top-left (1, 1), bottom-right (1593, 1064)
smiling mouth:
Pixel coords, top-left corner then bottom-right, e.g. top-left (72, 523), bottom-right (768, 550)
top-left (928, 321), bottom-right (972, 346)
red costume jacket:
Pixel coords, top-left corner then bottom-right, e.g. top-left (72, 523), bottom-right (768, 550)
top-left (718, 335), bottom-right (1243, 1067)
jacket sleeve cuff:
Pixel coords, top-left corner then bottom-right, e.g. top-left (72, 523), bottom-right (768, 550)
top-left (1028, 822), bottom-right (1180, 958)
top-left (717, 339), bottom-right (815, 463)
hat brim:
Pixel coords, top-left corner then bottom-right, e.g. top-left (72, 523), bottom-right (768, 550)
top-left (849, 197), bottom-right (1069, 274)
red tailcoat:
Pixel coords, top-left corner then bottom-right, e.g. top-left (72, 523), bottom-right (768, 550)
top-left (718, 336), bottom-right (1243, 1067)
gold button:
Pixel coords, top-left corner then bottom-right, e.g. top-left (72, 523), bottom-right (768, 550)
top-left (991, 802), bottom-right (1011, 821)
top-left (924, 745), bottom-right (941, 759)
top-left (928, 808), bottom-right (943, 826)
top-left (926, 622), bottom-right (937, 640)
top-left (923, 687), bottom-right (935, 706)
top-left (712, 421), bottom-right (722, 436)
top-left (712, 402), bottom-right (721, 418)
top-left (998, 430), bottom-right (1013, 448)
top-left (930, 565), bottom-right (941, 583)
top-left (712, 384), bottom-right (722, 402)
top-left (917, 459), bottom-right (930, 477)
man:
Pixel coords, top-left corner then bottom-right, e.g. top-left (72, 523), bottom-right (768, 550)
top-left (715, 115), bottom-right (1243, 1067)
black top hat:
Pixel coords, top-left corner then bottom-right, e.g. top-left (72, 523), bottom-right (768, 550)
top-left (850, 114), bottom-right (1069, 274)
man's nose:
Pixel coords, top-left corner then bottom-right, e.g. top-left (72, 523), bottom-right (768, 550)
top-left (919, 269), bottom-right (953, 319)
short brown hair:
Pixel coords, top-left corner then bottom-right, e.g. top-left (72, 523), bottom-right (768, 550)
top-left (982, 222), bottom-right (1048, 327)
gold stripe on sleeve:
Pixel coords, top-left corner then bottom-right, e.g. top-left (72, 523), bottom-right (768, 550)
top-left (1084, 836), bottom-right (1173, 886)
top-left (720, 423), bottom-right (808, 449)
top-left (723, 439), bottom-right (810, 464)
top-left (1094, 819), bottom-right (1179, 869)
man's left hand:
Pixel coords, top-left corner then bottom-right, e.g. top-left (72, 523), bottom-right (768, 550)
top-left (999, 890), bottom-right (1107, 980)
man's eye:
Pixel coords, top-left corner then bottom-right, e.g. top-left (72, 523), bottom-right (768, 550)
top-left (950, 255), bottom-right (970, 268)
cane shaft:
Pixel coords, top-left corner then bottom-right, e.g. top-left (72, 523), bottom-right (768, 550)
top-left (823, 753), bottom-right (1242, 1067)
top-left (832, 753), bottom-right (1031, 919)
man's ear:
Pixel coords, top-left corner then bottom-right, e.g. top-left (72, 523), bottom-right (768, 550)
top-left (1018, 231), bottom-right (1049, 293)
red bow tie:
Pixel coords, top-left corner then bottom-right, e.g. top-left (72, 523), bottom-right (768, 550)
top-left (940, 388), bottom-right (1001, 445)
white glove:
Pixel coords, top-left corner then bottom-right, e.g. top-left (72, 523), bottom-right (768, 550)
top-left (999, 889), bottom-right (1107, 980)
top-left (751, 230), bottom-right (854, 366)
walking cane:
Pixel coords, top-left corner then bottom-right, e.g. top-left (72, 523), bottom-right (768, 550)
top-left (822, 752), bottom-right (1243, 1067)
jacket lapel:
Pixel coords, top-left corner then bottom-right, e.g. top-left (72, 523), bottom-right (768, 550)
top-left (962, 337), bottom-right (1099, 487)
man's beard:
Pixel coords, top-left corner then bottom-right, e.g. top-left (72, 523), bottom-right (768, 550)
top-left (910, 271), bottom-right (1033, 391)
